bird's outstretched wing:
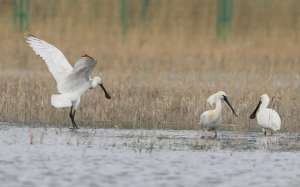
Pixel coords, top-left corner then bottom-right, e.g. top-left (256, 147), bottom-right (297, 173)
top-left (25, 34), bottom-right (73, 85)
top-left (59, 55), bottom-right (97, 93)
top-left (73, 54), bottom-right (96, 79)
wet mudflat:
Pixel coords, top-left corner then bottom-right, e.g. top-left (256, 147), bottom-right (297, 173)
top-left (0, 123), bottom-right (300, 187)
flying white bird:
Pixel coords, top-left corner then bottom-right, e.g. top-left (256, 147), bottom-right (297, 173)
top-left (199, 91), bottom-right (237, 138)
top-left (25, 34), bottom-right (111, 129)
top-left (250, 94), bottom-right (281, 136)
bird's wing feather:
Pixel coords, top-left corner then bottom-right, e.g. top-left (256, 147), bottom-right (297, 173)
top-left (73, 55), bottom-right (96, 76)
top-left (25, 34), bottom-right (73, 85)
top-left (258, 109), bottom-right (281, 130)
top-left (267, 109), bottom-right (281, 130)
top-left (200, 110), bottom-right (219, 128)
top-left (59, 55), bottom-right (97, 93)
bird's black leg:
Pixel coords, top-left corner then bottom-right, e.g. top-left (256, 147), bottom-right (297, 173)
top-left (69, 106), bottom-right (79, 129)
top-left (214, 130), bottom-right (217, 139)
top-left (69, 105), bottom-right (73, 124)
top-left (72, 110), bottom-right (79, 129)
top-left (69, 106), bottom-right (75, 129)
top-left (264, 128), bottom-right (267, 136)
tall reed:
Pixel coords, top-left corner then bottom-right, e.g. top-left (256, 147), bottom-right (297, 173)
top-left (0, 1), bottom-right (300, 130)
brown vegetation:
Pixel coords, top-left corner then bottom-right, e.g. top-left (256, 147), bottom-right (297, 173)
top-left (0, 1), bottom-right (300, 130)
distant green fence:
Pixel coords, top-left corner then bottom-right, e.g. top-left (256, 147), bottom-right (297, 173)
top-left (11, 0), bottom-right (234, 38)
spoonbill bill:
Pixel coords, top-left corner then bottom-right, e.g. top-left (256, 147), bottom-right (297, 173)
top-left (199, 91), bottom-right (238, 138)
top-left (250, 94), bottom-right (281, 136)
top-left (25, 34), bottom-right (111, 129)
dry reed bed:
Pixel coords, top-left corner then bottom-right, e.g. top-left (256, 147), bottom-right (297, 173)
top-left (0, 59), bottom-right (299, 131)
top-left (1, 1), bottom-right (300, 130)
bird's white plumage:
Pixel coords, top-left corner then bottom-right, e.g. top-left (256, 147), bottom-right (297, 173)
top-left (25, 35), bottom-right (100, 109)
top-left (200, 110), bottom-right (221, 129)
top-left (59, 56), bottom-right (97, 93)
top-left (25, 35), bottom-right (73, 89)
top-left (51, 94), bottom-right (72, 108)
top-left (254, 94), bottom-right (281, 132)
top-left (257, 109), bottom-right (281, 131)
top-left (200, 91), bottom-right (230, 130)
top-left (26, 34), bottom-right (110, 129)
top-left (207, 94), bottom-right (217, 107)
top-left (206, 91), bottom-right (226, 107)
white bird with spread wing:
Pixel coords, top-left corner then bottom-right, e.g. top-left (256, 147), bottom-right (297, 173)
top-left (25, 34), bottom-right (111, 129)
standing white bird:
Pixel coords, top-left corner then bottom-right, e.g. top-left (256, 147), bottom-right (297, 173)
top-left (25, 34), bottom-right (111, 129)
top-left (199, 91), bottom-right (237, 138)
top-left (250, 94), bottom-right (281, 136)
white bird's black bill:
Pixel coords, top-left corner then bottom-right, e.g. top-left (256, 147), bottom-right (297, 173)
top-left (99, 84), bottom-right (111, 99)
top-left (223, 96), bottom-right (238, 117)
top-left (250, 100), bottom-right (262, 119)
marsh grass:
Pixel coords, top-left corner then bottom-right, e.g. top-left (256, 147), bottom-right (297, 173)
top-left (1, 1), bottom-right (300, 130)
top-left (0, 69), bottom-right (299, 131)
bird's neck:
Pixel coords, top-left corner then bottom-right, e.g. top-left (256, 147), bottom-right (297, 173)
top-left (260, 101), bottom-right (269, 110)
top-left (214, 99), bottom-right (222, 114)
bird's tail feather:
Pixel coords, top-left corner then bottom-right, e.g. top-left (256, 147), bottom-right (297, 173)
top-left (51, 94), bottom-right (72, 108)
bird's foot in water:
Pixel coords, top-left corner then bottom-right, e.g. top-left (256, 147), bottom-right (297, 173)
top-left (213, 131), bottom-right (217, 139)
top-left (69, 127), bottom-right (79, 130)
top-left (69, 124), bottom-right (79, 130)
top-left (263, 128), bottom-right (267, 136)
top-left (200, 133), bottom-right (218, 140)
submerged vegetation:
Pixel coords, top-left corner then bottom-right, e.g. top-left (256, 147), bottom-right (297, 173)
top-left (0, 1), bottom-right (300, 130)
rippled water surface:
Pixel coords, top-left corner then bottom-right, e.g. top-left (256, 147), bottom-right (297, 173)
top-left (1, 123), bottom-right (300, 187)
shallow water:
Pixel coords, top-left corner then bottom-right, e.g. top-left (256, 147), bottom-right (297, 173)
top-left (1, 123), bottom-right (300, 187)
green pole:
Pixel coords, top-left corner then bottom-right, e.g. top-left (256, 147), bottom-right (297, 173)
top-left (141, 0), bottom-right (150, 22)
top-left (13, 0), bottom-right (30, 32)
top-left (119, 0), bottom-right (127, 36)
top-left (216, 0), bottom-right (233, 40)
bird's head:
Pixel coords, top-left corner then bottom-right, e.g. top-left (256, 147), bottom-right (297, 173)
top-left (207, 91), bottom-right (227, 105)
top-left (91, 76), bottom-right (102, 88)
top-left (207, 90), bottom-right (237, 117)
top-left (217, 91), bottom-right (227, 100)
top-left (91, 76), bottom-right (111, 99)
top-left (260, 94), bottom-right (270, 106)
